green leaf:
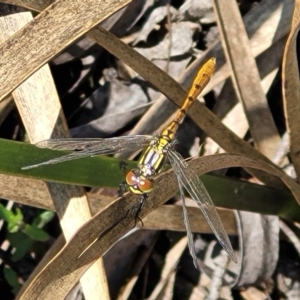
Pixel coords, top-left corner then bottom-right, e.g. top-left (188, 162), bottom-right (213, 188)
top-left (3, 266), bottom-right (22, 295)
top-left (0, 203), bottom-right (16, 223)
top-left (7, 223), bottom-right (20, 233)
top-left (0, 138), bottom-right (136, 187)
top-left (7, 231), bottom-right (34, 261)
top-left (0, 204), bottom-right (22, 223)
top-left (33, 211), bottom-right (55, 228)
top-left (22, 224), bottom-right (50, 241)
top-left (0, 204), bottom-right (23, 232)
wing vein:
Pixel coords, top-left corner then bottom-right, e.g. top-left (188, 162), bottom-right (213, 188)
top-left (167, 150), bottom-right (237, 263)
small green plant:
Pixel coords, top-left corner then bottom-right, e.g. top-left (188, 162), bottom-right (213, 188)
top-left (0, 204), bottom-right (55, 294)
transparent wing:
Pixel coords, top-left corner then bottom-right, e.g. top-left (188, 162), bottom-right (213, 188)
top-left (23, 135), bottom-right (155, 170)
top-left (167, 150), bottom-right (237, 263)
top-left (175, 172), bottom-right (199, 268)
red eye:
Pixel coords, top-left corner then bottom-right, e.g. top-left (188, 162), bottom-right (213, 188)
top-left (138, 178), bottom-right (153, 193)
top-left (125, 171), bottom-right (138, 186)
top-left (125, 171), bottom-right (153, 194)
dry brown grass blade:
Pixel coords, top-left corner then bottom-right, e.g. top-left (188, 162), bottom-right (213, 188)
top-left (17, 235), bottom-right (66, 297)
top-left (0, 172), bottom-right (236, 235)
top-left (2, 170), bottom-right (298, 231)
top-left (143, 205), bottom-right (236, 235)
top-left (147, 237), bottom-right (187, 300)
top-left (215, 36), bottom-right (286, 123)
top-left (282, 0), bottom-right (300, 179)
top-left (0, 173), bottom-right (114, 212)
top-left (116, 234), bottom-right (158, 300)
top-left (17, 153), bottom-right (300, 299)
top-left (212, 0), bottom-right (281, 159)
top-left (0, 0), bottom-right (131, 102)
top-left (280, 220), bottom-right (300, 256)
top-left (204, 0), bottom-right (292, 92)
top-left (0, 174), bottom-right (245, 234)
top-left (0, 11), bottom-right (110, 300)
top-left (0, 0), bottom-right (53, 9)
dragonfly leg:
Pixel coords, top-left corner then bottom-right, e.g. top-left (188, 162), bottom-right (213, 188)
top-left (119, 160), bottom-right (128, 173)
top-left (118, 181), bottom-right (127, 197)
top-left (134, 195), bottom-right (147, 227)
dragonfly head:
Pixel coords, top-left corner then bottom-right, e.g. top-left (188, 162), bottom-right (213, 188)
top-left (125, 170), bottom-right (153, 194)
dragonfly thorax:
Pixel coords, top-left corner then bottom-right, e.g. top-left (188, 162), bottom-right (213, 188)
top-left (126, 136), bottom-right (172, 195)
top-left (138, 136), bottom-right (171, 176)
top-left (125, 170), bottom-right (153, 194)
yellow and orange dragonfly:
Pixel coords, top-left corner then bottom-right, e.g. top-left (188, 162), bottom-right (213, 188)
top-left (23, 58), bottom-right (237, 266)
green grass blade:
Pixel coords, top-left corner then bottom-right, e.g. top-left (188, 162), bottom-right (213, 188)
top-left (0, 138), bottom-right (136, 187)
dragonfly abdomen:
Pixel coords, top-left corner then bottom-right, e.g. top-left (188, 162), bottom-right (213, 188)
top-left (160, 57), bottom-right (216, 141)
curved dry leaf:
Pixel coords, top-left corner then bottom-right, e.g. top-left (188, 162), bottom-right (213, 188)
top-left (0, 1), bottom-right (53, 10)
top-left (135, 21), bottom-right (198, 60)
top-left (279, 220), bottom-right (300, 256)
top-left (282, 0), bottom-right (300, 179)
top-left (0, 0), bottom-right (131, 102)
top-left (109, 230), bottom-right (159, 300)
top-left (233, 211), bottom-right (279, 287)
top-left (70, 81), bottom-right (149, 138)
top-left (18, 153), bottom-right (300, 299)
top-left (143, 204), bottom-right (236, 234)
top-left (213, 36), bottom-right (286, 122)
top-left (147, 237), bottom-right (187, 300)
top-left (133, 5), bottom-right (177, 45)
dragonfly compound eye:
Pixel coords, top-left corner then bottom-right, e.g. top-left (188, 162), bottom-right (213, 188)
top-left (138, 177), bottom-right (153, 193)
top-left (125, 171), bottom-right (153, 194)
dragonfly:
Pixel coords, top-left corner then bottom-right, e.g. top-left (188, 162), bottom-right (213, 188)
top-left (23, 58), bottom-right (237, 267)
